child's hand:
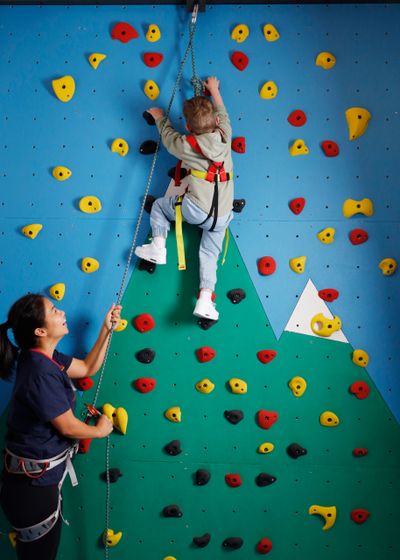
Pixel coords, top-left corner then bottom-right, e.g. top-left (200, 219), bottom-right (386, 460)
top-left (204, 76), bottom-right (220, 94)
top-left (103, 304), bottom-right (122, 331)
top-left (147, 107), bottom-right (164, 121)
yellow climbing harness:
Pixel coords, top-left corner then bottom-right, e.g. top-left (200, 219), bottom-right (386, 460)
top-left (175, 195), bottom-right (186, 270)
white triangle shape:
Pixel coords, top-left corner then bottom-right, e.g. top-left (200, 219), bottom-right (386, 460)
top-left (284, 279), bottom-right (348, 343)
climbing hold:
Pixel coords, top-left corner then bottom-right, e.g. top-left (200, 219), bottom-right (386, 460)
top-left (346, 107), bottom-right (371, 140)
top-left (144, 79), bottom-right (160, 101)
top-left (134, 377), bottom-right (156, 393)
top-left (165, 406), bottom-right (181, 423)
top-left (22, 224), bottom-right (43, 239)
top-left (195, 469), bottom-right (211, 486)
top-left (287, 443), bottom-right (307, 459)
top-left (162, 505), bottom-right (183, 518)
top-left (193, 533), bottom-right (211, 548)
top-left (143, 195), bottom-right (156, 214)
top-left (104, 468), bottom-right (123, 483)
top-left (321, 140), bottom-right (339, 157)
top-left (75, 377), bottom-right (94, 391)
top-left (163, 557), bottom-right (176, 560)
top-left (133, 313), bottom-right (155, 333)
top-left (195, 378), bottom-right (215, 394)
top-left (233, 199), bottom-right (246, 213)
top-left (52, 166), bottom-right (72, 181)
top-left (258, 442), bottom-right (274, 454)
top-left (231, 137), bottom-right (246, 153)
top-left (146, 24), bottom-right (161, 42)
top-left (224, 410), bottom-right (244, 424)
top-left (229, 378), bottom-right (248, 394)
top-left (260, 81), bottom-right (278, 99)
top-left (231, 24), bottom-right (249, 43)
top-left (114, 319), bottom-right (127, 332)
top-left (143, 112), bottom-right (156, 127)
top-left (143, 52), bottom-right (163, 67)
top-left (353, 448), bottom-right (368, 457)
top-left (225, 473), bottom-right (242, 487)
top-left (227, 288), bottom-right (246, 304)
top-left (111, 22), bottom-right (139, 43)
top-left (318, 289), bottom-right (339, 302)
top-left (349, 228), bottom-right (368, 245)
top-left (320, 411), bottom-right (340, 427)
top-left (79, 195), bottom-right (102, 213)
top-left (263, 23), bottom-right (279, 42)
top-left (139, 259), bottom-right (156, 274)
top-left (49, 283), bottom-right (65, 301)
top-left (352, 349), bottom-right (369, 367)
top-left (103, 528), bottom-right (122, 547)
top-left (256, 538), bottom-right (273, 554)
top-left (257, 410), bottom-right (278, 430)
top-left (81, 257), bottom-right (100, 274)
top-left (164, 440), bottom-right (182, 456)
top-left (103, 404), bottom-right (128, 434)
top-left (287, 110), bottom-right (307, 127)
top-left (289, 256), bottom-right (306, 274)
top-left (223, 537), bottom-right (243, 550)
top-left (311, 313), bottom-right (342, 337)
top-left (140, 140), bottom-right (158, 155)
top-left (111, 138), bottom-right (129, 157)
top-left (88, 53), bottom-right (106, 70)
top-left (78, 439), bottom-right (92, 454)
top-left (196, 346), bottom-right (216, 363)
top-left (257, 350), bottom-right (277, 364)
top-left (342, 198), bottom-right (373, 218)
top-left (288, 376), bottom-right (307, 397)
top-left (349, 380), bottom-right (370, 400)
top-left (379, 258), bottom-right (397, 276)
top-left (289, 139), bottom-right (309, 156)
top-left (315, 52), bottom-right (336, 69)
top-left (230, 51), bottom-right (249, 71)
top-left (317, 227), bottom-right (335, 244)
top-left (8, 532), bottom-right (17, 548)
top-left (351, 509), bottom-right (370, 524)
top-left (309, 505), bottom-right (337, 530)
top-left (197, 317), bottom-right (217, 330)
top-left (289, 197), bottom-right (306, 215)
top-left (257, 256), bottom-right (276, 276)
top-left (168, 166), bottom-right (188, 180)
top-left (256, 472), bottom-right (277, 487)
top-left (52, 76), bottom-right (75, 102)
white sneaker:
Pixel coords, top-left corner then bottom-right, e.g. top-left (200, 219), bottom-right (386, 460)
top-left (135, 242), bottom-right (166, 265)
top-left (193, 298), bottom-right (219, 321)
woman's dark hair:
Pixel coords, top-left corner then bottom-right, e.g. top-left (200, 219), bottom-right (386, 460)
top-left (0, 294), bottom-right (46, 381)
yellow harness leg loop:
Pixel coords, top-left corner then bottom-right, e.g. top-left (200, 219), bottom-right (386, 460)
top-left (175, 195), bottom-right (186, 270)
top-left (221, 229), bottom-right (229, 265)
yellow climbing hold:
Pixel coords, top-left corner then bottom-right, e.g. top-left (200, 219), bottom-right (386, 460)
top-left (288, 376), bottom-right (307, 397)
top-left (196, 378), bottom-right (215, 394)
top-left (146, 24), bottom-right (161, 42)
top-left (103, 528), bottom-right (122, 547)
top-left (317, 227), bottom-right (335, 244)
top-left (263, 23), bottom-right (279, 42)
top-left (79, 196), bottom-right (102, 213)
top-left (9, 532), bottom-right (17, 548)
top-left (88, 53), bottom-right (106, 70)
top-left (165, 406), bottom-right (181, 423)
top-left (111, 138), bottom-right (129, 157)
top-left (315, 52), bottom-right (336, 70)
top-left (320, 411), bottom-right (340, 427)
top-left (352, 349), bottom-right (369, 367)
top-left (260, 81), bottom-right (278, 99)
top-left (309, 505), bottom-right (337, 530)
top-left (22, 224), bottom-right (43, 239)
top-left (289, 256), bottom-right (306, 274)
top-left (49, 283), bottom-right (65, 301)
top-left (342, 198), bottom-right (373, 218)
top-left (144, 79), bottom-right (160, 101)
top-left (379, 258), bottom-right (397, 276)
top-left (81, 257), bottom-right (100, 274)
top-left (258, 442), bottom-right (274, 454)
top-left (231, 24), bottom-right (249, 43)
top-left (114, 319), bottom-right (128, 332)
top-left (103, 403), bottom-right (128, 434)
top-left (229, 378), bottom-right (248, 394)
top-left (311, 313), bottom-right (342, 337)
top-left (346, 107), bottom-right (371, 140)
top-left (52, 76), bottom-right (75, 102)
top-left (289, 139), bottom-right (309, 156)
top-left (52, 166), bottom-right (72, 181)
top-left (163, 557), bottom-right (177, 560)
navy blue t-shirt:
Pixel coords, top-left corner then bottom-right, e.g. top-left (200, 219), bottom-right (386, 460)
top-left (6, 349), bottom-right (76, 486)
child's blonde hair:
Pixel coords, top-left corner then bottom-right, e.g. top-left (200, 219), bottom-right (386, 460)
top-left (183, 96), bottom-right (216, 134)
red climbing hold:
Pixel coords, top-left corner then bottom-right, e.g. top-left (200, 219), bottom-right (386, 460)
top-left (230, 51), bottom-right (249, 71)
top-left (196, 346), bottom-right (216, 363)
top-left (287, 109), bottom-right (307, 127)
top-left (289, 197), bottom-right (305, 215)
top-left (318, 288), bottom-right (339, 302)
top-left (225, 473), bottom-right (242, 487)
top-left (257, 410), bottom-right (278, 429)
top-left (134, 377), bottom-right (157, 393)
top-left (352, 447), bottom-right (368, 457)
top-left (351, 508), bottom-right (370, 524)
top-left (257, 256), bottom-right (276, 276)
top-left (256, 538), bottom-right (273, 554)
top-left (321, 140), bottom-right (339, 157)
top-left (76, 377), bottom-right (94, 391)
top-left (143, 52), bottom-right (164, 68)
top-left (349, 381), bottom-right (370, 400)
top-left (111, 22), bottom-right (139, 43)
top-left (232, 137), bottom-right (246, 154)
top-left (79, 439), bottom-right (92, 454)
top-left (133, 313), bottom-right (155, 333)
top-left (257, 350), bottom-right (277, 364)
top-left (349, 228), bottom-right (369, 245)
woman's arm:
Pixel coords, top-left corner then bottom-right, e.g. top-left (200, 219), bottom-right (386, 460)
top-left (51, 409), bottom-right (113, 439)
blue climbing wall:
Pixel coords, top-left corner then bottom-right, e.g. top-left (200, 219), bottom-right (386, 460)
top-left (0, 1), bottom-right (399, 427)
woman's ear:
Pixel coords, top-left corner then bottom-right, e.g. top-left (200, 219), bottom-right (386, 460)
top-left (185, 122), bottom-right (191, 132)
top-left (34, 327), bottom-right (47, 338)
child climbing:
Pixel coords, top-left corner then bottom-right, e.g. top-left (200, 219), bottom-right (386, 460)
top-left (135, 76), bottom-right (234, 321)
